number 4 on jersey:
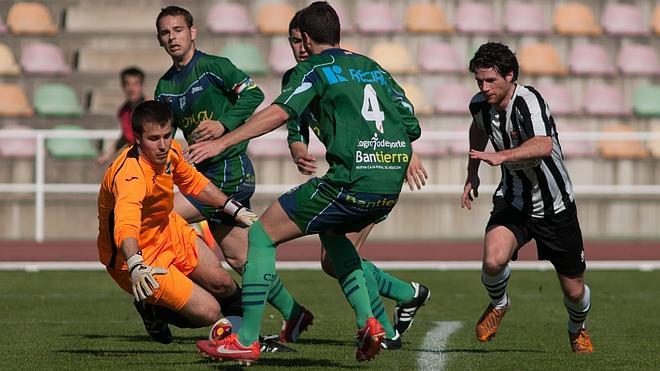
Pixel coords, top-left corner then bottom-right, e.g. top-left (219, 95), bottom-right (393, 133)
top-left (361, 84), bottom-right (385, 134)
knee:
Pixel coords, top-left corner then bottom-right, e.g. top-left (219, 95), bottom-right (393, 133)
top-left (225, 257), bottom-right (245, 274)
top-left (482, 257), bottom-right (507, 276)
top-left (207, 276), bottom-right (237, 297)
top-left (563, 284), bottom-right (585, 303)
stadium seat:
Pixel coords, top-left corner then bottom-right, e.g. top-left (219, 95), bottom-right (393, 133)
top-left (518, 43), bottom-right (567, 76)
top-left (333, 3), bottom-right (355, 33)
top-left (0, 43), bottom-right (20, 75)
top-left (412, 135), bottom-right (448, 158)
top-left (597, 124), bottom-right (648, 159)
top-left (34, 83), bottom-right (83, 117)
top-left (616, 44), bottom-right (660, 76)
top-left (646, 127), bottom-right (660, 158)
top-left (405, 3), bottom-right (453, 33)
top-left (446, 124), bottom-right (470, 156)
top-left (0, 84), bottom-right (33, 116)
top-left (0, 124), bottom-right (36, 158)
top-left (20, 42), bottom-right (70, 75)
top-left (256, 2), bottom-right (295, 35)
top-left (536, 82), bottom-right (576, 115)
top-left (653, 5), bottom-right (660, 35)
top-left (206, 2), bottom-right (256, 34)
top-left (504, 1), bottom-right (549, 34)
top-left (247, 130), bottom-right (290, 157)
top-left (220, 43), bottom-right (267, 75)
top-left (7, 2), bottom-right (57, 35)
top-left (368, 41), bottom-right (416, 74)
top-left (65, 6), bottom-right (157, 33)
top-left (455, 2), bottom-right (500, 34)
top-left (601, 2), bottom-right (648, 36)
top-left (633, 85), bottom-right (660, 117)
top-left (268, 38), bottom-right (296, 75)
top-left (355, 2), bottom-right (401, 33)
top-left (417, 42), bottom-right (463, 73)
top-left (557, 123), bottom-right (598, 158)
top-left (46, 125), bottom-right (98, 159)
top-left (568, 43), bottom-right (615, 76)
top-left (400, 83), bottom-right (432, 116)
top-left (553, 3), bottom-right (601, 36)
top-left (433, 83), bottom-right (474, 114)
top-left (76, 48), bottom-right (169, 74)
top-left (582, 83), bottom-right (630, 117)
top-left (0, 12), bottom-right (7, 33)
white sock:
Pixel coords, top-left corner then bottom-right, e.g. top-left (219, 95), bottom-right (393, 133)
top-left (481, 265), bottom-right (511, 309)
top-left (565, 284), bottom-right (591, 333)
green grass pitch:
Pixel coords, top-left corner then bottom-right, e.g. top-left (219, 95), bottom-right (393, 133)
top-left (0, 269), bottom-right (658, 370)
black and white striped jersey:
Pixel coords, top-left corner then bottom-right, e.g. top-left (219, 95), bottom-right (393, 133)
top-left (469, 84), bottom-right (574, 218)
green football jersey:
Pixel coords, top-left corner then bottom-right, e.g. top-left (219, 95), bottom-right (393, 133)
top-left (282, 68), bottom-right (319, 146)
top-left (275, 48), bottom-right (421, 194)
top-left (155, 50), bottom-right (264, 165)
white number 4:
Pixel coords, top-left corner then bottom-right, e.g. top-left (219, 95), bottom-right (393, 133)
top-left (361, 84), bottom-right (385, 133)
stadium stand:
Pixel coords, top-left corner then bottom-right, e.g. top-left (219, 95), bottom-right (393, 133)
top-left (432, 82), bottom-right (473, 114)
top-left (64, 6), bottom-right (157, 33)
top-left (400, 82), bottom-right (433, 116)
top-left (553, 2), bottom-right (602, 35)
top-left (76, 49), bottom-right (169, 74)
top-left (504, 1), bottom-right (549, 34)
top-left (455, 2), bottom-right (500, 34)
top-left (45, 125), bottom-right (97, 159)
top-left (417, 41), bottom-right (464, 73)
top-left (601, 2), bottom-right (648, 36)
top-left (518, 43), bottom-right (567, 76)
top-left (0, 84), bottom-right (32, 117)
top-left (34, 83), bottom-right (83, 117)
top-left (568, 43), bottom-right (616, 76)
top-left (256, 2), bottom-right (295, 34)
top-left (616, 44), bottom-right (660, 76)
top-left (368, 41), bottom-right (416, 74)
top-left (20, 42), bottom-right (71, 75)
top-left (536, 82), bottom-right (577, 115)
top-left (206, 2), bottom-right (256, 34)
top-left (404, 3), bottom-right (453, 33)
top-left (598, 124), bottom-right (648, 159)
top-left (583, 83), bottom-right (631, 117)
top-left (0, 124), bottom-right (35, 158)
top-left (355, 2), bottom-right (401, 33)
top-left (268, 38), bottom-right (296, 74)
top-left (653, 4), bottom-right (660, 35)
top-left (0, 43), bottom-right (20, 75)
top-left (220, 43), bottom-right (268, 75)
top-left (632, 85), bottom-right (660, 117)
top-left (7, 2), bottom-right (57, 35)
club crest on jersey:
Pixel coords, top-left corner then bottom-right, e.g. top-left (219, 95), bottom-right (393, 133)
top-left (179, 96), bottom-right (186, 110)
top-left (321, 66), bottom-right (348, 85)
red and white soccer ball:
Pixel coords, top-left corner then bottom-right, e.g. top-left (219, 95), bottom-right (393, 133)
top-left (208, 316), bottom-right (242, 341)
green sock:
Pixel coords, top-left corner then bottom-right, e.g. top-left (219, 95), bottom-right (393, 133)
top-left (267, 274), bottom-right (301, 320)
top-left (362, 261), bottom-right (396, 338)
top-left (237, 221), bottom-right (276, 345)
top-left (362, 259), bottom-right (415, 305)
top-left (320, 234), bottom-right (372, 328)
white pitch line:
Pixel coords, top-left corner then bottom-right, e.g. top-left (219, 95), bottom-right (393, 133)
top-left (418, 321), bottom-right (463, 370)
top-left (1, 260), bottom-right (660, 271)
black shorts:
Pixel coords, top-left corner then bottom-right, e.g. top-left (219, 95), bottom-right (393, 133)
top-left (486, 197), bottom-right (586, 276)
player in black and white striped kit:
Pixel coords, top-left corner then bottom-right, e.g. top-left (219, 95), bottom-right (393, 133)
top-left (460, 42), bottom-right (593, 353)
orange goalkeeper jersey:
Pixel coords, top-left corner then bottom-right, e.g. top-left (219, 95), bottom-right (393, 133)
top-left (97, 140), bottom-right (209, 269)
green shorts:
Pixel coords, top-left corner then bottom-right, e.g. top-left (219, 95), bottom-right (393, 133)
top-left (277, 177), bottom-right (398, 235)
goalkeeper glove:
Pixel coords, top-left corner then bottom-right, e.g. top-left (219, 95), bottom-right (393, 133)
top-left (126, 253), bottom-right (168, 302)
top-left (222, 198), bottom-right (258, 227)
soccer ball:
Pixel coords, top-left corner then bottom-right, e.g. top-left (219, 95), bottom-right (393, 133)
top-left (208, 316), bottom-right (242, 341)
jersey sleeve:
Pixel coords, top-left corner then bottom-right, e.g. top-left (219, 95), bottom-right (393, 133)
top-left (383, 70), bottom-right (421, 142)
top-left (281, 70), bottom-right (310, 145)
top-left (169, 141), bottom-right (209, 196)
top-left (112, 161), bottom-right (147, 247)
top-left (273, 63), bottom-right (323, 120)
top-left (516, 89), bottom-right (553, 138)
top-left (206, 57), bottom-right (264, 131)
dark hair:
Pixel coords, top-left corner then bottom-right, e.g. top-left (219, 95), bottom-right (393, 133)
top-left (469, 42), bottom-right (519, 81)
top-left (131, 100), bottom-right (173, 136)
top-left (156, 5), bottom-right (193, 30)
top-left (298, 1), bottom-right (340, 45)
top-left (120, 66), bottom-right (145, 85)
top-left (289, 9), bottom-right (303, 34)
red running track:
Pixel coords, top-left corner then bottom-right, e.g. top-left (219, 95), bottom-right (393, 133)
top-left (0, 240), bottom-right (658, 262)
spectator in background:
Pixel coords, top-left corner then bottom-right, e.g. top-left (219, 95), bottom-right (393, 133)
top-left (96, 67), bottom-right (146, 165)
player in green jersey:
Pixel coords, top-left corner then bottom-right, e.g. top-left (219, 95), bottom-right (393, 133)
top-left (191, 2), bottom-right (424, 364)
top-left (284, 11), bottom-right (430, 350)
top-left (133, 5), bottom-right (310, 347)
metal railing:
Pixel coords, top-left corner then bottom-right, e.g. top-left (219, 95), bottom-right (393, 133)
top-left (2, 128), bottom-right (660, 241)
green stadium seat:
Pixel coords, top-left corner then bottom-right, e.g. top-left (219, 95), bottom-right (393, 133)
top-left (220, 43), bottom-right (267, 75)
top-left (46, 125), bottom-right (98, 159)
top-left (34, 83), bottom-right (83, 117)
top-left (633, 85), bottom-right (660, 117)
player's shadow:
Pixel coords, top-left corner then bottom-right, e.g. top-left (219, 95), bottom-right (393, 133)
top-left (413, 347), bottom-right (542, 354)
top-left (198, 357), bottom-right (358, 369)
top-left (57, 349), bottom-right (192, 357)
top-left (296, 337), bottom-right (351, 346)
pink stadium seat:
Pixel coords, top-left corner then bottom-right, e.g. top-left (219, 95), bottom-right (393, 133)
top-left (556, 123), bottom-right (598, 158)
top-left (355, 2), bottom-right (401, 33)
top-left (601, 2), bottom-right (648, 36)
top-left (268, 39), bottom-right (296, 74)
top-left (455, 2), bottom-right (500, 34)
top-left (582, 83), bottom-right (630, 116)
top-left (20, 42), bottom-right (70, 75)
top-left (333, 3), bottom-right (355, 33)
top-left (247, 130), bottom-right (290, 157)
top-left (417, 42), bottom-right (463, 73)
top-left (536, 82), bottom-right (576, 115)
top-left (446, 124), bottom-right (470, 156)
top-left (433, 83), bottom-right (473, 114)
top-left (0, 124), bottom-right (36, 158)
top-left (206, 3), bottom-right (256, 34)
top-left (617, 44), bottom-right (660, 76)
top-left (504, 1), bottom-right (549, 34)
top-left (568, 43), bottom-right (615, 76)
